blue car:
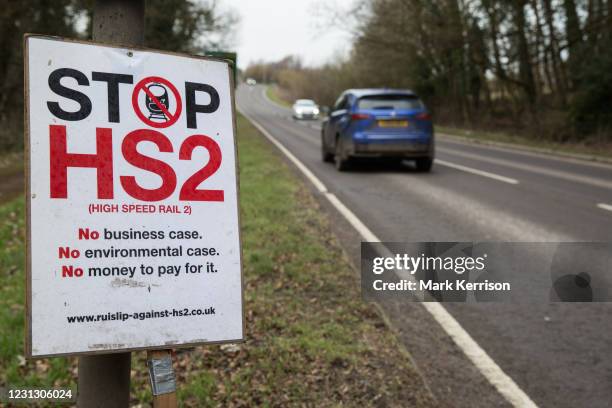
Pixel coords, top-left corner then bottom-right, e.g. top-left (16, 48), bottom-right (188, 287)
top-left (321, 89), bottom-right (434, 171)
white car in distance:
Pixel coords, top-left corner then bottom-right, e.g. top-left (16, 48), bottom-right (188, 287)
top-left (292, 99), bottom-right (319, 120)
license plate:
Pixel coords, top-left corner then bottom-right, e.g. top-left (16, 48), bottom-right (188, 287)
top-left (378, 120), bottom-right (408, 128)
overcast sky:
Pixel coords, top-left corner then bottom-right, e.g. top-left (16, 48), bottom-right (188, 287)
top-left (224, 0), bottom-right (357, 69)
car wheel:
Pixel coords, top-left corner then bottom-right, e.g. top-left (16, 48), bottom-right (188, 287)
top-left (415, 157), bottom-right (433, 172)
top-left (334, 137), bottom-right (351, 171)
top-left (321, 135), bottom-right (334, 163)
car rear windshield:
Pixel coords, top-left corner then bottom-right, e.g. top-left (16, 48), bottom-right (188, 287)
top-left (357, 95), bottom-right (423, 110)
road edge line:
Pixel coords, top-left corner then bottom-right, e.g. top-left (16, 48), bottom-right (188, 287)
top-left (238, 107), bottom-right (538, 408)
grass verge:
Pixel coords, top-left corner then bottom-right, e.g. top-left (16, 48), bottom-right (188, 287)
top-left (0, 114), bottom-right (435, 407)
top-left (0, 152), bottom-right (25, 205)
top-left (266, 85), bottom-right (293, 108)
top-left (436, 125), bottom-right (612, 162)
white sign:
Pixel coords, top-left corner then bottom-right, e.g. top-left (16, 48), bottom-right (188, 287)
top-left (25, 36), bottom-right (243, 357)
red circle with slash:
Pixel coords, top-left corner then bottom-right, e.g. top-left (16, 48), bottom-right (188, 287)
top-left (132, 76), bottom-right (182, 128)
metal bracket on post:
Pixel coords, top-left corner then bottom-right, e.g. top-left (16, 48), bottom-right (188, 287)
top-left (148, 353), bottom-right (177, 396)
top-left (147, 350), bottom-right (177, 407)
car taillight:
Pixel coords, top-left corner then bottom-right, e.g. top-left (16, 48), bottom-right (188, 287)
top-left (351, 113), bottom-right (371, 120)
top-left (415, 112), bottom-right (432, 121)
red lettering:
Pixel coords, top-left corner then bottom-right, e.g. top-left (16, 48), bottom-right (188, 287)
top-left (62, 265), bottom-right (83, 278)
top-left (179, 135), bottom-right (224, 201)
top-left (50, 125), bottom-right (113, 199)
top-left (58, 247), bottom-right (80, 258)
top-left (49, 127), bottom-right (225, 202)
top-left (120, 129), bottom-right (177, 201)
top-left (78, 228), bottom-right (100, 240)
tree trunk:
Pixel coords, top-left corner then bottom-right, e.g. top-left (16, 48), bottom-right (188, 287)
top-left (514, 0), bottom-right (537, 108)
top-left (563, 0), bottom-right (583, 88)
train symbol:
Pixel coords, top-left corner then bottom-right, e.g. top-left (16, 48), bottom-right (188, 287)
top-left (146, 83), bottom-right (170, 121)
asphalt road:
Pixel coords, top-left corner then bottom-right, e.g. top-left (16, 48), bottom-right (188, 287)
top-left (237, 85), bottom-right (612, 408)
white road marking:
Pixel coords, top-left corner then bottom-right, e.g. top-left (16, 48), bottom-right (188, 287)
top-left (238, 106), bottom-right (538, 408)
top-left (597, 203), bottom-right (612, 212)
top-left (438, 147), bottom-right (612, 190)
top-left (436, 159), bottom-right (519, 185)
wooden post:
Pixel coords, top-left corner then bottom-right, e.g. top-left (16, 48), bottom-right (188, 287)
top-left (77, 1), bottom-right (144, 407)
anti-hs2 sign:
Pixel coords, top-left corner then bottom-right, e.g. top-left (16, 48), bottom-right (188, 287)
top-left (25, 36), bottom-right (244, 357)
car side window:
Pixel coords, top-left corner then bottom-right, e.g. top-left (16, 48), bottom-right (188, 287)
top-left (333, 95), bottom-right (344, 111)
top-left (333, 94), bottom-right (348, 112)
top-left (341, 96), bottom-right (350, 110)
